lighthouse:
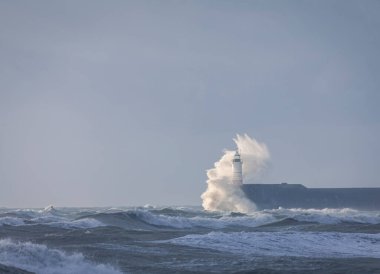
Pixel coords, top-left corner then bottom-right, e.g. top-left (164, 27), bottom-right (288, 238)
top-left (232, 150), bottom-right (243, 185)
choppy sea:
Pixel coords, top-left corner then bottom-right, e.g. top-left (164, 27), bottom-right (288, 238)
top-left (0, 206), bottom-right (379, 274)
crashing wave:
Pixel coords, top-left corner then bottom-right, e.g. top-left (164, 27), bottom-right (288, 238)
top-left (201, 134), bottom-right (270, 213)
top-left (0, 238), bottom-right (122, 274)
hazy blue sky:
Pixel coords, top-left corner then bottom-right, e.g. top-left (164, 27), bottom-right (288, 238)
top-left (0, 0), bottom-right (379, 207)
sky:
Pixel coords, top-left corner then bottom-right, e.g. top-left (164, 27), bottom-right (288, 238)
top-left (0, 0), bottom-right (379, 207)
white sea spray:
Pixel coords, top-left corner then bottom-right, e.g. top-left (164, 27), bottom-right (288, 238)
top-left (201, 134), bottom-right (270, 213)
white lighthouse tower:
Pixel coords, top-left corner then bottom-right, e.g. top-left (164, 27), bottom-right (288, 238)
top-left (232, 150), bottom-right (243, 185)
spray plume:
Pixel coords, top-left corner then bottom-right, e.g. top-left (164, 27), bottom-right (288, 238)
top-left (201, 134), bottom-right (270, 213)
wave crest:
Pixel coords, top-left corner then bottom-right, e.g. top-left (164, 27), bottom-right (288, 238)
top-left (0, 238), bottom-right (122, 274)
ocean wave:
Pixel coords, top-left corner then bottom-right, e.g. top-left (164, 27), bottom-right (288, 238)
top-left (82, 207), bottom-right (380, 230)
top-left (265, 208), bottom-right (380, 225)
top-left (31, 214), bottom-right (67, 224)
top-left (3, 206), bottom-right (379, 231)
top-left (2, 209), bottom-right (41, 219)
top-left (0, 209), bottom-right (106, 229)
top-left (0, 217), bottom-right (25, 226)
top-left (86, 209), bottom-right (276, 230)
top-left (46, 218), bottom-right (106, 229)
top-left (142, 211), bottom-right (276, 229)
top-left (163, 231), bottom-right (380, 258)
top-left (0, 238), bottom-right (122, 274)
top-left (0, 208), bottom-right (106, 229)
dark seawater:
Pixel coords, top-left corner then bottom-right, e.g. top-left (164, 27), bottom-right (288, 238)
top-left (0, 206), bottom-right (379, 274)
